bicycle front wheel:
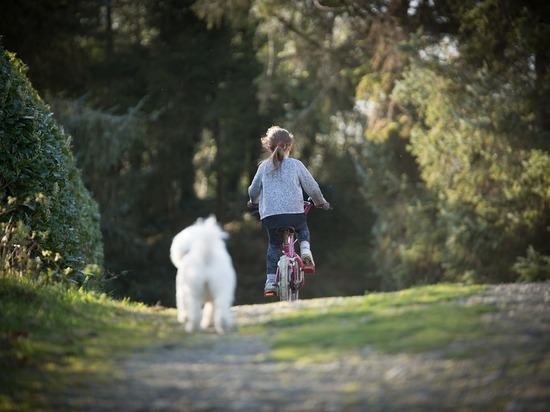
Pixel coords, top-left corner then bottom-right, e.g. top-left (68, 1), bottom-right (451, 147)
top-left (290, 286), bottom-right (299, 301)
top-left (277, 256), bottom-right (291, 301)
top-left (289, 263), bottom-right (303, 302)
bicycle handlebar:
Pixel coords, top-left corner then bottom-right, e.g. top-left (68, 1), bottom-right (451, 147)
top-left (306, 197), bottom-right (331, 211)
top-left (248, 198), bottom-right (331, 213)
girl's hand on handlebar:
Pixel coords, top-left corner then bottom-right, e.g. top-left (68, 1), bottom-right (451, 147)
top-left (247, 200), bottom-right (259, 210)
top-left (319, 202), bottom-right (331, 210)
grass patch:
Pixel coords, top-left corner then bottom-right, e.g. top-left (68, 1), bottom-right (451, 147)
top-left (0, 277), bottom-right (498, 408)
top-left (0, 275), bottom-right (184, 411)
top-left (264, 283), bottom-right (493, 363)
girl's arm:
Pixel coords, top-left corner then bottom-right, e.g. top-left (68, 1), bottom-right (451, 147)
top-left (298, 162), bottom-right (327, 207)
top-left (248, 165), bottom-right (263, 203)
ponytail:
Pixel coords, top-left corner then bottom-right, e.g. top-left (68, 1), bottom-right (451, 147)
top-left (260, 126), bottom-right (294, 172)
top-left (270, 145), bottom-right (285, 171)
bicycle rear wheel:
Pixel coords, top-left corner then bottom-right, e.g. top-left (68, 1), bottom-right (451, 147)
top-left (277, 256), bottom-right (291, 301)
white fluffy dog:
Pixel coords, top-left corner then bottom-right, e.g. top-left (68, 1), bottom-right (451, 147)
top-left (170, 216), bottom-right (236, 334)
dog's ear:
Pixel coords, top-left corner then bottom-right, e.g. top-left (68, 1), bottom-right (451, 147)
top-left (205, 215), bottom-right (229, 239)
top-left (204, 215), bottom-right (218, 226)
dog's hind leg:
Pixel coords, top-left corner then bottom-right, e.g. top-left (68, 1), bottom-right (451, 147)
top-left (186, 298), bottom-right (202, 333)
top-left (212, 298), bottom-right (235, 335)
top-left (200, 301), bottom-right (214, 331)
top-left (175, 272), bottom-right (187, 324)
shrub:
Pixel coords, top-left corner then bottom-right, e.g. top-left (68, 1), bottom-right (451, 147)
top-left (0, 47), bottom-right (103, 288)
top-left (513, 246), bottom-right (550, 283)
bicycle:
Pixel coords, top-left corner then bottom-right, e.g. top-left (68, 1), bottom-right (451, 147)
top-left (269, 200), bottom-right (314, 301)
top-left (248, 199), bottom-right (321, 301)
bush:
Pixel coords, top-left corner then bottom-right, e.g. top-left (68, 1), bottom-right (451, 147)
top-left (513, 246), bottom-right (550, 283)
top-left (0, 47), bottom-right (103, 288)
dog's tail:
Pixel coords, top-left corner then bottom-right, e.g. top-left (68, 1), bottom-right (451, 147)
top-left (170, 229), bottom-right (190, 268)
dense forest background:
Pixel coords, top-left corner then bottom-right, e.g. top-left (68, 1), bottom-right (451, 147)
top-left (1, 0), bottom-right (549, 306)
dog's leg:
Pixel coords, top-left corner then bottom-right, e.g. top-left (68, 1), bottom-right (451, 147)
top-left (175, 272), bottom-right (187, 324)
top-left (212, 297), bottom-right (235, 335)
top-left (222, 310), bottom-right (236, 333)
top-left (200, 301), bottom-right (214, 330)
top-left (186, 298), bottom-right (202, 333)
top-left (179, 282), bottom-right (199, 333)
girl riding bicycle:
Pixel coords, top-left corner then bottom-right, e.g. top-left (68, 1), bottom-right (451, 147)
top-left (248, 126), bottom-right (330, 297)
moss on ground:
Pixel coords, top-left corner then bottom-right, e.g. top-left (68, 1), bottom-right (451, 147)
top-left (3, 278), bottom-right (545, 411)
top-left (255, 284), bottom-right (494, 363)
top-left (0, 276), bottom-right (184, 410)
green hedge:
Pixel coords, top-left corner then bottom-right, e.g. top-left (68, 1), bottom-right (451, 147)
top-left (0, 47), bottom-right (103, 287)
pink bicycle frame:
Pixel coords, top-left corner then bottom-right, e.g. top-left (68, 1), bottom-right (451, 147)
top-left (276, 200), bottom-right (313, 290)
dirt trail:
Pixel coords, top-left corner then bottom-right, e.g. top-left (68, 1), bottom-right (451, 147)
top-left (62, 284), bottom-right (549, 411)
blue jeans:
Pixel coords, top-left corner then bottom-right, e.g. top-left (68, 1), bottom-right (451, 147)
top-left (262, 214), bottom-right (310, 275)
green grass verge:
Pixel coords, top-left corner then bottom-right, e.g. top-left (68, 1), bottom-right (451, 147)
top-left (0, 276), bottom-right (496, 409)
top-left (0, 275), bottom-right (183, 411)
top-left (257, 283), bottom-right (493, 363)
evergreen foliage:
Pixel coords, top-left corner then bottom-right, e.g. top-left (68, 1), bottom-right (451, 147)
top-left (392, 58), bottom-right (550, 284)
top-left (332, 0), bottom-right (550, 288)
top-left (0, 48), bottom-right (103, 287)
top-left (1, 0), bottom-right (548, 303)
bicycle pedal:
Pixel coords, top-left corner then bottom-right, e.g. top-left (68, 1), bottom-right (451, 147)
top-left (303, 265), bottom-right (315, 275)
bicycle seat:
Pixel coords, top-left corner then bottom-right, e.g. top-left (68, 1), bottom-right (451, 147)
top-left (275, 226), bottom-right (296, 234)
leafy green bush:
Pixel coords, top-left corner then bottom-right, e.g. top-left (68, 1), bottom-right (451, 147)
top-left (513, 246), bottom-right (550, 282)
top-left (378, 55), bottom-right (550, 286)
top-left (0, 47), bottom-right (103, 287)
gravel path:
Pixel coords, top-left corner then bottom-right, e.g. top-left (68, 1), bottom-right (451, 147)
top-left (65, 283), bottom-right (549, 411)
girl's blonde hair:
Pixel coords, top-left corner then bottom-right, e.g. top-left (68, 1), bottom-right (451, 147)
top-left (260, 126), bottom-right (294, 171)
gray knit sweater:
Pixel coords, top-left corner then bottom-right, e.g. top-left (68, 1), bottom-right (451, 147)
top-left (248, 158), bottom-right (327, 219)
